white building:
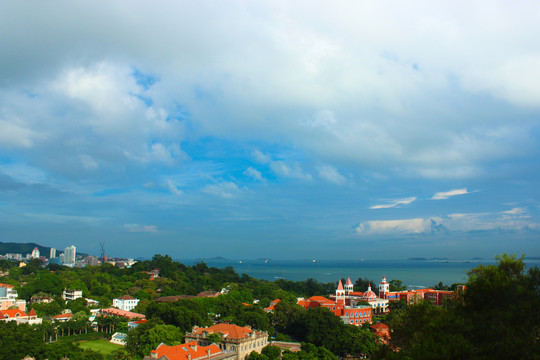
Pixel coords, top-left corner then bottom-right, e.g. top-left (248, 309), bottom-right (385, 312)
top-left (50, 248), bottom-right (56, 259)
top-left (31, 247), bottom-right (40, 259)
top-left (113, 295), bottom-right (140, 311)
top-left (63, 245), bottom-right (76, 265)
top-left (62, 289), bottom-right (83, 302)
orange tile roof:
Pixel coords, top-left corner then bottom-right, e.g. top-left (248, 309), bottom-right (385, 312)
top-left (337, 279), bottom-right (344, 291)
top-left (116, 295), bottom-right (136, 300)
top-left (28, 308), bottom-right (37, 317)
top-left (0, 283), bottom-right (14, 288)
top-left (191, 324), bottom-right (253, 340)
top-left (152, 341), bottom-right (222, 360)
top-left (0, 309), bottom-right (27, 318)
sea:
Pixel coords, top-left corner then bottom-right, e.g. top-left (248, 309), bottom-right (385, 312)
top-left (179, 258), bottom-right (540, 289)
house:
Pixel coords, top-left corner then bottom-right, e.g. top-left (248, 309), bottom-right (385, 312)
top-left (0, 309), bottom-right (27, 321)
top-left (128, 319), bottom-right (147, 330)
top-left (62, 289), bottom-right (83, 302)
top-left (144, 341), bottom-right (235, 360)
top-left (53, 312), bottom-right (73, 322)
top-left (370, 323), bottom-right (391, 344)
top-left (113, 295), bottom-right (140, 311)
top-left (264, 299), bottom-right (280, 312)
top-left (110, 332), bottom-right (128, 346)
top-left (0, 283), bottom-right (26, 311)
top-left (184, 324), bottom-right (269, 360)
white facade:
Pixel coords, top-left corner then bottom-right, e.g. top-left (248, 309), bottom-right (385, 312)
top-left (113, 295), bottom-right (140, 311)
top-left (62, 289), bottom-right (83, 301)
top-left (50, 248), bottom-right (56, 259)
top-left (31, 248), bottom-right (40, 259)
top-left (63, 245), bottom-right (76, 265)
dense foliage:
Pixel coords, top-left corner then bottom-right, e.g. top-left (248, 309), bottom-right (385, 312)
top-left (386, 254), bottom-right (540, 360)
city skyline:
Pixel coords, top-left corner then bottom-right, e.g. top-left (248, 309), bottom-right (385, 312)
top-left (0, 1), bottom-right (539, 260)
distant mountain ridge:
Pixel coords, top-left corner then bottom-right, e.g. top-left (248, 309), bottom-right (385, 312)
top-left (0, 241), bottom-right (51, 256)
top-left (0, 242), bottom-right (89, 258)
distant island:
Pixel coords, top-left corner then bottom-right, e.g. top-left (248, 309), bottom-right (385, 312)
top-left (407, 257), bottom-right (449, 261)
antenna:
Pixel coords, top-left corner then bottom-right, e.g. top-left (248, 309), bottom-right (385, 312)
top-left (100, 242), bottom-right (106, 262)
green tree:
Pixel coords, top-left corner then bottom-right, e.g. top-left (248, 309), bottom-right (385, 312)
top-left (261, 345), bottom-right (282, 360)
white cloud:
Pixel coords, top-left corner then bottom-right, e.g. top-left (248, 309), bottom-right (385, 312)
top-left (253, 149), bottom-right (271, 164)
top-left (270, 161), bottom-right (312, 181)
top-left (167, 179), bottom-right (183, 196)
top-left (244, 167), bottom-right (264, 181)
top-left (203, 181), bottom-right (242, 198)
top-left (370, 197), bottom-right (416, 209)
top-left (432, 188), bottom-right (469, 200)
top-left (358, 207), bottom-right (537, 236)
top-left (124, 224), bottom-right (158, 233)
top-left (356, 218), bottom-right (430, 235)
top-left (317, 165), bottom-right (347, 184)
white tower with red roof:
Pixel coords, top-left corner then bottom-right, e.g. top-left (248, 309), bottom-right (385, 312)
top-left (379, 276), bottom-right (389, 299)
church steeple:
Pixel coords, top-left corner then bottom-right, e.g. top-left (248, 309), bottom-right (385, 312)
top-left (345, 277), bottom-right (354, 295)
top-left (336, 279), bottom-right (345, 304)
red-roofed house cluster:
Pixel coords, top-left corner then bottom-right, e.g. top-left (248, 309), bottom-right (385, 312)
top-left (184, 323), bottom-right (269, 360)
top-left (143, 341), bottom-right (235, 360)
top-left (378, 276), bottom-right (458, 305)
top-left (329, 278), bottom-right (389, 313)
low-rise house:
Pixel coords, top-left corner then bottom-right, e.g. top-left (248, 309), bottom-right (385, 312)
top-left (0, 309), bottom-right (27, 321)
top-left (113, 295), bottom-right (140, 311)
top-left (62, 289), bottom-right (83, 302)
top-left (264, 299), bottom-right (280, 312)
top-left (0, 283), bottom-right (26, 311)
top-left (53, 312), bottom-right (73, 322)
top-left (370, 323), bottom-right (391, 344)
top-left (144, 341), bottom-right (235, 360)
top-left (110, 332), bottom-right (128, 346)
top-left (184, 324), bottom-right (269, 360)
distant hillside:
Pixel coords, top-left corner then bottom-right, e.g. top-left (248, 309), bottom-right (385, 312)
top-left (0, 242), bottom-right (89, 258)
top-left (0, 242), bottom-right (51, 256)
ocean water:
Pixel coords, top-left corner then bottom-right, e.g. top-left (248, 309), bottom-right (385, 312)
top-left (179, 258), bottom-right (540, 288)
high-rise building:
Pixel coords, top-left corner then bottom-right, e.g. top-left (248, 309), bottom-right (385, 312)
top-left (50, 248), bottom-right (56, 259)
top-left (31, 247), bottom-right (40, 259)
top-left (63, 245), bottom-right (76, 265)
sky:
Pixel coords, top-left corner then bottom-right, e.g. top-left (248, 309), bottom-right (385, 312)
top-left (0, 1), bottom-right (539, 260)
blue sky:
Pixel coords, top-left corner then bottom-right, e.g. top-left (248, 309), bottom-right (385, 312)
top-left (0, 1), bottom-right (539, 259)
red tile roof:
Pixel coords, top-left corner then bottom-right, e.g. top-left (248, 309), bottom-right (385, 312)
top-left (28, 308), bottom-right (37, 317)
top-left (116, 295), bottom-right (136, 300)
top-left (346, 277), bottom-right (353, 286)
top-left (337, 279), bottom-right (344, 291)
top-left (53, 313), bottom-right (72, 320)
top-left (191, 324), bottom-right (253, 340)
top-left (264, 299), bottom-right (280, 311)
top-left (151, 341), bottom-right (222, 360)
top-left (101, 308), bottom-right (145, 319)
top-left (0, 283), bottom-right (14, 288)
